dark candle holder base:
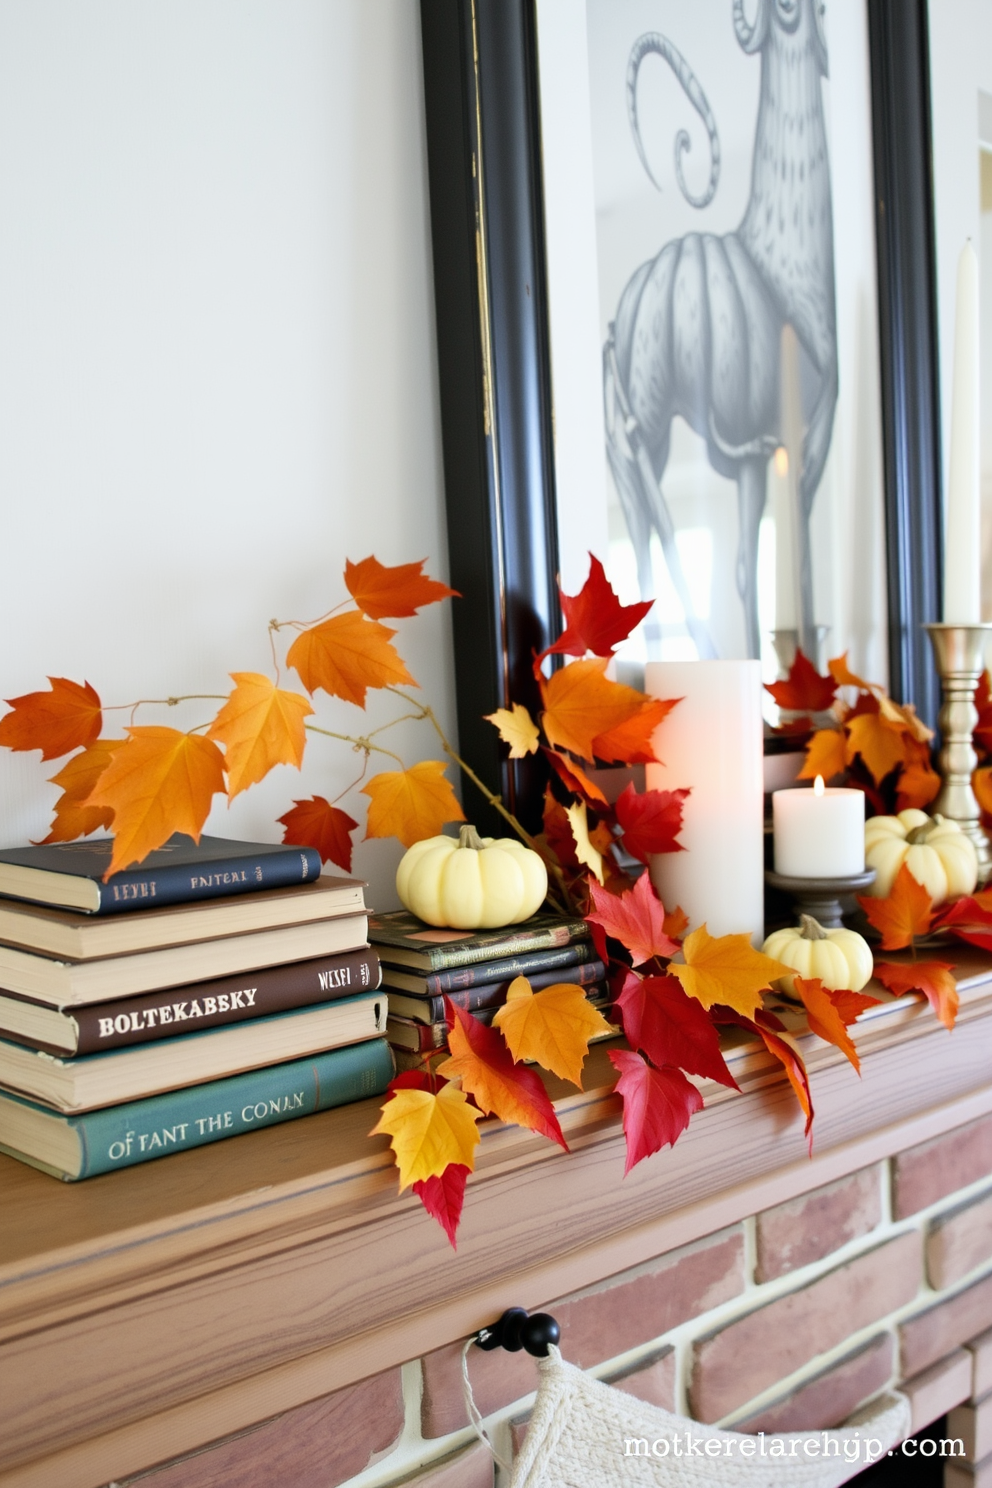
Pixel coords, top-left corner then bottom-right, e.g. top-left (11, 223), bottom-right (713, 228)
top-left (764, 868), bottom-right (877, 930)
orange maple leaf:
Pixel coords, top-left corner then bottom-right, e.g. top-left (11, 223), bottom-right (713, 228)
top-left (207, 673), bottom-right (313, 798)
top-left (857, 863), bottom-right (934, 950)
top-left (591, 696), bottom-right (676, 765)
top-left (493, 975), bottom-right (614, 1086)
top-left (793, 976), bottom-right (861, 1073)
top-left (39, 739), bottom-right (119, 843)
top-left (287, 611), bottom-right (416, 707)
top-left (540, 658), bottom-right (644, 761)
top-left (895, 743), bottom-right (941, 811)
top-left (765, 650), bottom-right (837, 715)
top-left (362, 760), bottom-right (465, 848)
top-left (828, 653), bottom-right (872, 691)
top-left (975, 765), bottom-right (992, 817)
top-left (873, 960), bottom-right (959, 1031)
top-left (0, 678), bottom-right (102, 761)
top-left (85, 726), bottom-right (226, 877)
top-left (344, 556), bottom-right (458, 620)
top-left (277, 796), bottom-right (358, 873)
top-left (671, 927), bottom-right (792, 1021)
top-left (845, 710), bottom-right (909, 785)
top-left (827, 988), bottom-right (881, 1023)
top-left (437, 1001), bottom-right (568, 1149)
top-left (798, 727), bottom-right (848, 783)
top-left (543, 748), bottom-right (609, 806)
top-left (663, 905), bottom-right (690, 940)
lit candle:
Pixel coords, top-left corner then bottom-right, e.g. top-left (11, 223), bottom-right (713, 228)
top-left (645, 660), bottom-right (764, 944)
top-left (772, 776), bottom-right (865, 878)
top-left (943, 240), bottom-right (980, 623)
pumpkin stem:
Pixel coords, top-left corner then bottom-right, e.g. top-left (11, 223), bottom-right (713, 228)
top-left (906, 819), bottom-right (937, 845)
top-left (799, 913), bottom-right (829, 941)
top-left (458, 824), bottom-right (486, 852)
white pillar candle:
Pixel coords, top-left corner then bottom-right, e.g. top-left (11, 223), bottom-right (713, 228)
top-left (772, 776), bottom-right (865, 878)
top-left (943, 240), bottom-right (981, 623)
top-left (645, 660), bottom-right (764, 945)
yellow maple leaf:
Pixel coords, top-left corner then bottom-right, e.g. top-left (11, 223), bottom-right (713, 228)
top-left (362, 759), bottom-right (465, 847)
top-left (207, 673), bottom-right (313, 798)
top-left (565, 800), bottom-right (605, 884)
top-left (286, 610), bottom-right (416, 707)
top-left (845, 711), bottom-right (908, 785)
top-left (670, 925), bottom-right (792, 1021)
top-left (85, 726), bottom-right (226, 877)
top-left (798, 727), bottom-right (847, 782)
top-left (541, 658), bottom-right (644, 761)
top-left (485, 702), bottom-right (540, 759)
top-left (493, 975), bottom-right (614, 1086)
top-left (40, 739), bottom-right (119, 843)
top-left (370, 1082), bottom-right (481, 1190)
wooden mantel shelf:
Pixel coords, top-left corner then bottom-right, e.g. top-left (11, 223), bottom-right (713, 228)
top-left (4, 950), bottom-right (992, 1487)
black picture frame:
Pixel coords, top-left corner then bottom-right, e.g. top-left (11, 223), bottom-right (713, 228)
top-left (420, 0), bottom-right (943, 832)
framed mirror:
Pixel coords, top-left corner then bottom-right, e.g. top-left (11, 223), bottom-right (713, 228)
top-left (420, 0), bottom-right (942, 829)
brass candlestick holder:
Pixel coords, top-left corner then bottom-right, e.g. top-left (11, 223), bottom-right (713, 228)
top-left (924, 623), bottom-right (992, 885)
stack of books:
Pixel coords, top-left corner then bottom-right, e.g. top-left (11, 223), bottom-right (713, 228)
top-left (368, 910), bottom-right (611, 1068)
top-left (0, 836), bottom-right (393, 1180)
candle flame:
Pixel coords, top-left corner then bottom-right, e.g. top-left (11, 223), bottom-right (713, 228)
top-left (774, 446), bottom-right (789, 478)
top-left (814, 774), bottom-right (825, 797)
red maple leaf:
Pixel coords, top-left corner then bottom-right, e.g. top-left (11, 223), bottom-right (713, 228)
top-left (586, 873), bottom-right (680, 966)
top-left (931, 894), bottom-right (992, 953)
top-left (539, 554), bottom-right (652, 668)
top-left (614, 782), bottom-right (688, 864)
top-left (277, 796), bottom-right (358, 874)
top-left (765, 650), bottom-right (837, 715)
top-left (608, 1049), bottom-right (703, 1173)
top-left (439, 1001), bottom-right (567, 1150)
top-left (614, 971), bottom-right (738, 1089)
top-left (413, 1163), bottom-right (470, 1249)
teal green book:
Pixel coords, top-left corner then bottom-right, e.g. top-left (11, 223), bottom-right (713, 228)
top-left (0, 1038), bottom-right (394, 1181)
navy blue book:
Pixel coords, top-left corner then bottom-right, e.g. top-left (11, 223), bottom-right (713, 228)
top-left (0, 834), bottom-right (322, 914)
top-left (0, 1037), bottom-right (395, 1180)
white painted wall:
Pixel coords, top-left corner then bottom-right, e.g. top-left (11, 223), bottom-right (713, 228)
top-left (0, 0), bottom-right (457, 908)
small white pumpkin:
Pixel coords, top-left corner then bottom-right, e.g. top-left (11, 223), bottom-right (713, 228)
top-left (863, 809), bottom-right (977, 903)
top-left (762, 914), bottom-right (873, 993)
top-left (396, 824), bottom-right (548, 929)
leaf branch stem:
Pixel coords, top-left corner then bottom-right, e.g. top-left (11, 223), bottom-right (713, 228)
top-left (304, 722), bottom-right (404, 767)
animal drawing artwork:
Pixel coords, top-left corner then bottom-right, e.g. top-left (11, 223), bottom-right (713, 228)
top-left (603, 0), bottom-right (838, 660)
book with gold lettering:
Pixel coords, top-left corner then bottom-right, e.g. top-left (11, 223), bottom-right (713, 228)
top-left (0, 946), bottom-right (381, 1055)
top-left (0, 1037), bottom-right (395, 1180)
top-left (0, 992), bottom-right (387, 1113)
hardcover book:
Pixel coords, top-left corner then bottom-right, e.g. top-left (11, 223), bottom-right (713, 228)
top-left (378, 940), bottom-right (594, 995)
top-left (368, 910), bottom-right (589, 972)
top-left (0, 874), bottom-right (366, 961)
top-left (0, 834), bottom-right (323, 915)
top-left (384, 959), bottom-right (605, 1024)
top-left (0, 913), bottom-right (369, 1006)
top-left (0, 993), bottom-right (388, 1112)
top-left (386, 985), bottom-right (610, 1051)
top-left (0, 946), bottom-right (381, 1055)
top-left (0, 1038), bottom-right (395, 1180)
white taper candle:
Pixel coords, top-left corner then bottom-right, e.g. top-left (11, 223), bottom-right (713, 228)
top-left (943, 240), bottom-right (981, 623)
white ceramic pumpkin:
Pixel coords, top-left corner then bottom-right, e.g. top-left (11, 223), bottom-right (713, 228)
top-left (762, 914), bottom-right (873, 993)
top-left (396, 825), bottom-right (548, 929)
top-left (863, 809), bottom-right (977, 903)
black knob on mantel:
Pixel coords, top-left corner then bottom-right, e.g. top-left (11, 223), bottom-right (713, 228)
top-left (475, 1308), bottom-right (560, 1357)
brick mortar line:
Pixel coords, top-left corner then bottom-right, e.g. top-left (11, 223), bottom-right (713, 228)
top-left (314, 1163), bottom-right (992, 1488)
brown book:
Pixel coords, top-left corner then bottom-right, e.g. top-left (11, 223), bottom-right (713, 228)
top-left (0, 947), bottom-right (379, 1053)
